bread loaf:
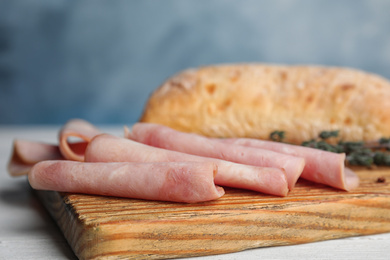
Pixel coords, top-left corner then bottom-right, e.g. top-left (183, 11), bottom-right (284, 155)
top-left (140, 64), bottom-right (390, 144)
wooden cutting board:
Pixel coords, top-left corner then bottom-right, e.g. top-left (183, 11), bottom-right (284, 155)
top-left (35, 166), bottom-right (390, 260)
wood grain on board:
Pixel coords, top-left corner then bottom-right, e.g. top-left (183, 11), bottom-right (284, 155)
top-left (36, 167), bottom-right (390, 260)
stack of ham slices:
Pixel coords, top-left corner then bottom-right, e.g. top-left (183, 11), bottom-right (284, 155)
top-left (8, 119), bottom-right (360, 203)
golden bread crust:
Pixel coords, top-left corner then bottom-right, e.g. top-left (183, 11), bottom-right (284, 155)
top-left (140, 64), bottom-right (390, 144)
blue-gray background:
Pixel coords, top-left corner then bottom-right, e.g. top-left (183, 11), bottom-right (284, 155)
top-left (1, 0), bottom-right (390, 125)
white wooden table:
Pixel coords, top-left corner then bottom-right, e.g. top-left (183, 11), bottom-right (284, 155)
top-left (1, 126), bottom-right (389, 260)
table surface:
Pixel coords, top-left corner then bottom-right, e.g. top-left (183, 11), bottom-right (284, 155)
top-left (1, 125), bottom-right (390, 260)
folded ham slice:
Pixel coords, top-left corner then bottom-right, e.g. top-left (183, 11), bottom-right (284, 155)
top-left (219, 138), bottom-right (359, 191)
top-left (8, 139), bottom-right (87, 176)
top-left (58, 119), bottom-right (101, 161)
top-left (28, 160), bottom-right (225, 203)
top-left (8, 140), bottom-right (63, 176)
top-left (9, 118), bottom-right (99, 176)
top-left (85, 134), bottom-right (289, 196)
top-left (126, 123), bottom-right (305, 189)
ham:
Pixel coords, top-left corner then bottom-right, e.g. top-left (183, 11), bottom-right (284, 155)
top-left (8, 139), bottom-right (87, 176)
top-left (8, 140), bottom-right (63, 176)
top-left (28, 160), bottom-right (225, 203)
top-left (219, 138), bottom-right (359, 191)
top-left (58, 119), bottom-right (101, 161)
top-left (85, 134), bottom-right (289, 196)
top-left (7, 118), bottom-right (360, 203)
top-left (9, 118), bottom-right (98, 176)
top-left (126, 123), bottom-right (305, 189)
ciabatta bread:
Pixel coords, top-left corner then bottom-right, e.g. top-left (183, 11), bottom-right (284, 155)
top-left (140, 64), bottom-right (390, 144)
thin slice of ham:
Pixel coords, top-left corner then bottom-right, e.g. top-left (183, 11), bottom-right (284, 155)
top-left (9, 118), bottom-right (99, 176)
top-left (8, 139), bottom-right (87, 176)
top-left (126, 123), bottom-right (305, 189)
top-left (58, 119), bottom-right (101, 161)
top-left (28, 160), bottom-right (225, 203)
top-left (8, 140), bottom-right (63, 176)
top-left (85, 134), bottom-right (289, 196)
top-left (219, 138), bottom-right (359, 191)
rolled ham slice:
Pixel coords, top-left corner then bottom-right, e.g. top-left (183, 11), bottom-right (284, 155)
top-left (85, 134), bottom-right (289, 196)
top-left (219, 138), bottom-right (359, 191)
top-left (8, 139), bottom-right (88, 176)
top-left (8, 140), bottom-right (63, 176)
top-left (126, 123), bottom-right (305, 189)
top-left (58, 119), bottom-right (101, 161)
top-left (9, 118), bottom-right (101, 176)
top-left (28, 160), bottom-right (225, 203)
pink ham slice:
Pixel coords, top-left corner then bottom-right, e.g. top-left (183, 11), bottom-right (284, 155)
top-left (8, 139), bottom-right (87, 176)
top-left (8, 140), bottom-right (63, 176)
top-left (85, 134), bottom-right (289, 196)
top-left (28, 160), bottom-right (225, 203)
top-left (9, 118), bottom-right (100, 176)
top-left (58, 119), bottom-right (101, 161)
top-left (126, 123), bottom-right (305, 189)
top-left (219, 138), bottom-right (359, 191)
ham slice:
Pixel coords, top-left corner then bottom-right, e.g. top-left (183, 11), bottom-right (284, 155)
top-left (58, 119), bottom-right (101, 161)
top-left (9, 118), bottom-right (99, 176)
top-left (126, 123), bottom-right (305, 189)
top-left (219, 138), bottom-right (359, 191)
top-left (8, 139), bottom-right (87, 176)
top-left (8, 140), bottom-right (63, 176)
top-left (28, 160), bottom-right (225, 203)
top-left (85, 134), bottom-right (289, 196)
